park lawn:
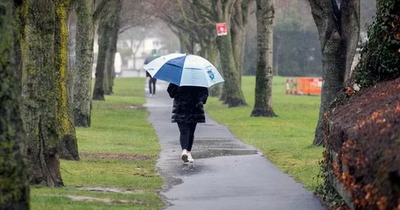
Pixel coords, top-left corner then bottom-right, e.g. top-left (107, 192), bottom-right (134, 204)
top-left (206, 76), bottom-right (325, 190)
top-left (31, 78), bottom-right (164, 210)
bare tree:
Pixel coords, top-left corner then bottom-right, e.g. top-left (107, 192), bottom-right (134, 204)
top-left (231, 0), bottom-right (254, 85)
top-left (104, 0), bottom-right (122, 95)
top-left (308, 0), bottom-right (360, 145)
top-left (213, 0), bottom-right (248, 106)
top-left (92, 0), bottom-right (119, 100)
top-left (145, 0), bottom-right (247, 106)
top-left (153, 0), bottom-right (203, 54)
top-left (92, 12), bottom-right (110, 100)
top-left (251, 0), bottom-right (277, 117)
top-left (119, 0), bottom-right (154, 33)
top-left (93, 0), bottom-right (151, 98)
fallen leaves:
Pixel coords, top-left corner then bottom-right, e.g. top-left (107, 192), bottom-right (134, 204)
top-left (376, 196), bottom-right (388, 210)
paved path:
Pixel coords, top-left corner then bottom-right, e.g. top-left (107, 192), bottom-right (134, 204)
top-left (144, 81), bottom-right (326, 210)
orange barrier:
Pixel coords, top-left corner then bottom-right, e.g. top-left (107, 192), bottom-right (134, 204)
top-left (286, 77), bottom-right (322, 95)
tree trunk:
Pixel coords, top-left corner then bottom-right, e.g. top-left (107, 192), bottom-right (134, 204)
top-left (207, 43), bottom-right (223, 97)
top-left (274, 37), bottom-right (281, 76)
top-left (215, 0), bottom-right (247, 107)
top-left (251, 0), bottom-right (277, 117)
top-left (92, 17), bottom-right (109, 101)
top-left (342, 1), bottom-right (361, 82)
top-left (216, 34), bottom-right (247, 107)
top-left (178, 30), bottom-right (194, 54)
top-left (68, 2), bottom-right (77, 103)
top-left (231, 0), bottom-right (252, 86)
top-left (20, 0), bottom-right (63, 186)
top-left (0, 2), bottom-right (30, 209)
top-left (104, 0), bottom-right (122, 95)
top-left (55, 0), bottom-right (80, 161)
top-left (309, 0), bottom-right (360, 146)
top-left (74, 0), bottom-right (95, 127)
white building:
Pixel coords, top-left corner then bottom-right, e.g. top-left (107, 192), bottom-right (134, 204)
top-left (122, 37), bottom-right (164, 71)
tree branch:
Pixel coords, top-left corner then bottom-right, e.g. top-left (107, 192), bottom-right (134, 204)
top-left (93, 0), bottom-right (110, 22)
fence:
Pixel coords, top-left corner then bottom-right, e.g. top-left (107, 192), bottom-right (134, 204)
top-left (286, 77), bottom-right (323, 95)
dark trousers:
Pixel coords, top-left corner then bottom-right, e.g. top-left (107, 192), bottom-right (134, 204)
top-left (148, 78), bottom-right (157, 94)
top-left (177, 122), bottom-right (197, 151)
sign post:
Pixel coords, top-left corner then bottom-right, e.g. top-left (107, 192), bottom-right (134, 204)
top-left (216, 22), bottom-right (227, 36)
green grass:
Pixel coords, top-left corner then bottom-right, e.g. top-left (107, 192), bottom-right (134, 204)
top-left (31, 78), bottom-right (164, 210)
top-left (206, 76), bottom-right (324, 190)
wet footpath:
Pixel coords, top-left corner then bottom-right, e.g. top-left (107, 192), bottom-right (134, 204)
top-left (144, 81), bottom-right (327, 210)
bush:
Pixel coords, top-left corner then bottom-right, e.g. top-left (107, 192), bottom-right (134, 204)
top-left (324, 78), bottom-right (400, 209)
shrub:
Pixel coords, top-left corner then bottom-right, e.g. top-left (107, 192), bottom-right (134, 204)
top-left (325, 78), bottom-right (400, 209)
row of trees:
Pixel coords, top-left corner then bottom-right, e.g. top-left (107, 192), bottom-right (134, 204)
top-left (146, 0), bottom-right (276, 114)
top-left (0, 0), bottom-right (151, 208)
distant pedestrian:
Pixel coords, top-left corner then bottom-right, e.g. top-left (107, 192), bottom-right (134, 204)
top-left (144, 49), bottom-right (159, 96)
top-left (167, 83), bottom-right (209, 163)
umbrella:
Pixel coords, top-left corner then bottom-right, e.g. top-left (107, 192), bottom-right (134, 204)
top-left (143, 53), bottom-right (224, 88)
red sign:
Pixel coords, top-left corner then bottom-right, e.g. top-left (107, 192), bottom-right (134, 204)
top-left (216, 22), bottom-right (227, 36)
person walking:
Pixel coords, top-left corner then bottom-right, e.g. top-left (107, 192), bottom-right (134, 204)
top-left (144, 49), bottom-right (159, 96)
top-left (167, 83), bottom-right (209, 163)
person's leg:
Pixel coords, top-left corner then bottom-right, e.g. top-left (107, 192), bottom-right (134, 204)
top-left (177, 122), bottom-right (190, 150)
top-left (152, 79), bottom-right (157, 95)
top-left (186, 123), bottom-right (197, 163)
top-left (177, 122), bottom-right (191, 162)
top-left (148, 79), bottom-right (153, 95)
top-left (187, 123), bottom-right (197, 151)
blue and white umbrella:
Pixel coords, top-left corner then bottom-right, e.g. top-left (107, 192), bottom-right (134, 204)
top-left (143, 53), bottom-right (224, 88)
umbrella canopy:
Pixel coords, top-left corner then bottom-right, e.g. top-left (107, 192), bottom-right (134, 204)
top-left (143, 53), bottom-right (224, 88)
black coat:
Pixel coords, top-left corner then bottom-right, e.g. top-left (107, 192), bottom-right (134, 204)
top-left (167, 83), bottom-right (209, 123)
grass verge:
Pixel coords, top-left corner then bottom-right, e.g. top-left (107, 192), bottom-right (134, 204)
top-left (206, 76), bottom-right (324, 190)
top-left (31, 78), bottom-right (164, 210)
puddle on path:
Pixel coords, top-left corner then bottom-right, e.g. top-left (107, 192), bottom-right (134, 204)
top-left (194, 149), bottom-right (258, 159)
top-left (164, 162), bottom-right (207, 177)
top-left (163, 139), bottom-right (258, 177)
top-left (159, 138), bottom-right (259, 187)
top-left (192, 139), bottom-right (258, 159)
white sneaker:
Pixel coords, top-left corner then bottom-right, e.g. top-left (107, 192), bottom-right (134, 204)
top-left (181, 150), bottom-right (189, 163)
top-left (187, 152), bottom-right (194, 163)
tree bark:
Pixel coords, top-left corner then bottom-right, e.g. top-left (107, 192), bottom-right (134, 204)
top-left (342, 1), bottom-right (361, 82)
top-left (207, 43), bottom-right (223, 97)
top-left (251, 0), bottom-right (277, 117)
top-left (92, 17), bottom-right (109, 100)
top-left (73, 0), bottom-right (95, 127)
top-left (0, 2), bottom-right (30, 209)
top-left (55, 0), bottom-right (80, 161)
top-left (104, 0), bottom-right (122, 95)
top-left (20, 0), bottom-right (63, 186)
top-left (178, 30), bottom-right (194, 53)
top-left (214, 0), bottom-right (247, 107)
top-left (309, 0), bottom-right (360, 146)
top-left (231, 0), bottom-right (253, 86)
